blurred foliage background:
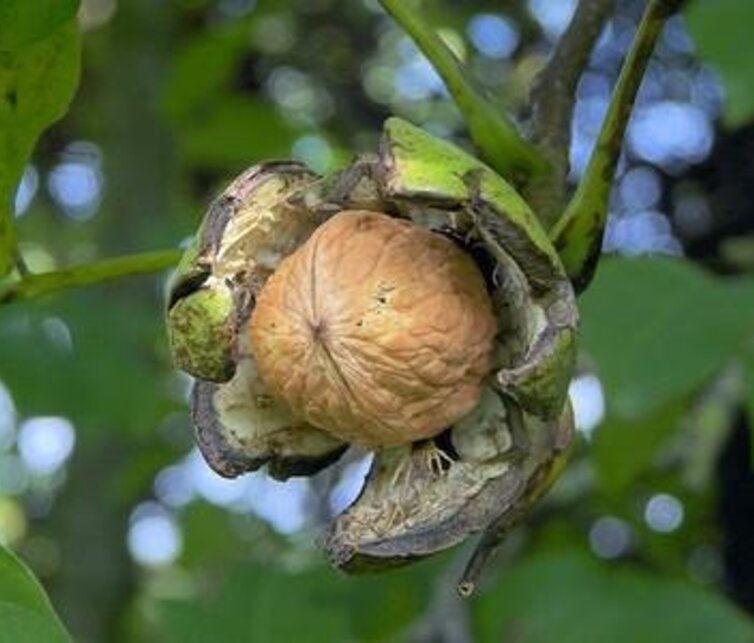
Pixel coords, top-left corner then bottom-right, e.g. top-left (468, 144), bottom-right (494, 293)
top-left (2, 0), bottom-right (754, 641)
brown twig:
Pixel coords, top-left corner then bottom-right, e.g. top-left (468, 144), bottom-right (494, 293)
top-left (457, 505), bottom-right (528, 597)
top-left (526, 0), bottom-right (616, 228)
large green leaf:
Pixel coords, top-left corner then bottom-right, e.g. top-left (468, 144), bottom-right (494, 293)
top-left (181, 97), bottom-right (297, 169)
top-left (580, 258), bottom-right (754, 419)
top-left (0, 545), bottom-right (70, 643)
top-left (0, 0), bottom-right (78, 52)
top-left (0, 13), bottom-right (81, 276)
top-left (156, 559), bottom-right (440, 643)
top-left (593, 398), bottom-right (687, 495)
top-left (0, 288), bottom-right (178, 438)
top-left (687, 0), bottom-right (754, 126)
top-left (159, 567), bottom-right (350, 643)
top-left (473, 551), bottom-right (754, 643)
top-left (163, 26), bottom-right (297, 170)
top-left (162, 25), bottom-right (248, 124)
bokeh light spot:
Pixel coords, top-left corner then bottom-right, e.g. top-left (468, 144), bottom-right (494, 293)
top-left (41, 317), bottom-right (74, 354)
top-left (603, 210), bottom-right (682, 256)
top-left (292, 135), bottom-right (333, 173)
top-left (14, 165), bottom-right (39, 217)
top-left (180, 449), bottom-right (309, 533)
top-left (127, 502), bottom-right (182, 567)
top-left (528, 0), bottom-right (577, 39)
top-left (589, 516), bottom-right (632, 559)
top-left (568, 374), bottom-right (605, 438)
top-left (628, 101), bottom-right (713, 171)
top-left (644, 493), bottom-right (684, 533)
top-left (17, 417), bottom-right (76, 476)
top-left (619, 166), bottom-right (662, 212)
top-left (329, 454), bottom-right (374, 515)
top-left (467, 14), bottom-right (519, 59)
top-left (47, 141), bottom-right (104, 221)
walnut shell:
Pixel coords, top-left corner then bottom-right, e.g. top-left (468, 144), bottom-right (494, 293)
top-left (249, 210), bottom-right (497, 448)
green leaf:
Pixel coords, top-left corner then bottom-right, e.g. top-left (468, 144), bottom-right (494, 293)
top-left (686, 0), bottom-right (754, 127)
top-left (580, 258), bottom-right (754, 419)
top-left (593, 398), bottom-right (687, 495)
top-left (180, 97), bottom-right (297, 169)
top-left (158, 566), bottom-right (350, 643)
top-left (0, 290), bottom-right (177, 438)
top-left (473, 551), bottom-right (754, 643)
top-left (337, 562), bottom-right (441, 642)
top-left (163, 25), bottom-right (297, 170)
top-left (162, 26), bottom-right (248, 124)
top-left (0, 17), bottom-right (81, 276)
top-left (0, 545), bottom-right (71, 643)
top-left (155, 560), bottom-right (440, 643)
top-left (0, 0), bottom-right (79, 52)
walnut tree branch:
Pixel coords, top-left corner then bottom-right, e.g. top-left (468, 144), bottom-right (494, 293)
top-left (0, 249), bottom-right (181, 305)
top-left (526, 0), bottom-right (616, 228)
top-left (378, 0), bottom-right (547, 179)
top-left (552, 0), bottom-right (684, 291)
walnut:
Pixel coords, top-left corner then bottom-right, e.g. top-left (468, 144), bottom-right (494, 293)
top-left (249, 210), bottom-right (497, 448)
top-left (166, 118), bottom-right (579, 586)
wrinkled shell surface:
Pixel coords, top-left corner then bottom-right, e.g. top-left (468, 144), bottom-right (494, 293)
top-left (249, 210), bottom-right (497, 448)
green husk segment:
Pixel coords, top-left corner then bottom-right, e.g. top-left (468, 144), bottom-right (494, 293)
top-left (166, 283), bottom-right (235, 382)
top-left (381, 118), bottom-right (562, 284)
top-left (496, 326), bottom-right (577, 420)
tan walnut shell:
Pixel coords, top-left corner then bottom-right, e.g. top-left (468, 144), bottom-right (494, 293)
top-left (249, 210), bottom-right (497, 448)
